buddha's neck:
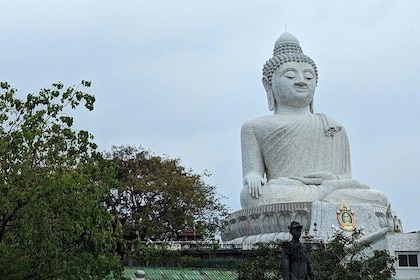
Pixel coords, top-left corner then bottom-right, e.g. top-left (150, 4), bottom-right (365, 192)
top-left (274, 106), bottom-right (310, 115)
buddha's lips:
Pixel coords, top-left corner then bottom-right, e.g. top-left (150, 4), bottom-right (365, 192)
top-left (294, 85), bottom-right (308, 91)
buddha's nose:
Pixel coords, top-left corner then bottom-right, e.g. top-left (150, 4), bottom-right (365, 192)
top-left (295, 81), bottom-right (307, 87)
top-left (295, 73), bottom-right (307, 84)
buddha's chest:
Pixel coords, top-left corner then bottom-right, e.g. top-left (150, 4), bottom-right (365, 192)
top-left (253, 116), bottom-right (322, 146)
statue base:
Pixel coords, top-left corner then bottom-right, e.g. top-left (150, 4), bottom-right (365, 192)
top-left (221, 201), bottom-right (402, 247)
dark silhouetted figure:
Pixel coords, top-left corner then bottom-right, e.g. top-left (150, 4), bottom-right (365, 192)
top-left (282, 221), bottom-right (316, 280)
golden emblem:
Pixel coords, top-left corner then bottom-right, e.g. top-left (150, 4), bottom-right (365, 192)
top-left (337, 200), bottom-right (356, 231)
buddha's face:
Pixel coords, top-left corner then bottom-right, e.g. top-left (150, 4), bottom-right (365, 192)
top-left (270, 62), bottom-right (316, 109)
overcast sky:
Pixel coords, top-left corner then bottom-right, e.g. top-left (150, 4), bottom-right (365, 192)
top-left (2, 1), bottom-right (419, 233)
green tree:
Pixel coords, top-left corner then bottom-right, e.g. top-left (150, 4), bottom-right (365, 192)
top-left (0, 81), bottom-right (124, 279)
top-left (237, 242), bottom-right (283, 280)
top-left (105, 146), bottom-right (229, 242)
top-left (311, 230), bottom-right (396, 279)
top-left (236, 231), bottom-right (396, 280)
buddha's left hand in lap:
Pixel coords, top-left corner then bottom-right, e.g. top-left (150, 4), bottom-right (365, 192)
top-left (290, 172), bottom-right (339, 185)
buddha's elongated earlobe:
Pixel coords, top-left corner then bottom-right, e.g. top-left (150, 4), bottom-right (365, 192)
top-left (262, 77), bottom-right (275, 111)
top-left (309, 100), bottom-right (313, 113)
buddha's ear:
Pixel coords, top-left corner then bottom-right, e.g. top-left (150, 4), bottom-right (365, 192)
top-left (309, 100), bottom-right (314, 113)
top-left (262, 77), bottom-right (275, 111)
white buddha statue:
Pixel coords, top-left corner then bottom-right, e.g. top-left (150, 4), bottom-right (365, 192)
top-left (240, 32), bottom-right (388, 209)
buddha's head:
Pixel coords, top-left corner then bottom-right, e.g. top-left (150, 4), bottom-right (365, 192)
top-left (262, 32), bottom-right (318, 113)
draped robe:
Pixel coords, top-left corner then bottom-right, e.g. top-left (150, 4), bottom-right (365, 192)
top-left (240, 113), bottom-right (357, 208)
top-left (241, 113), bottom-right (351, 182)
top-left (240, 112), bottom-right (388, 208)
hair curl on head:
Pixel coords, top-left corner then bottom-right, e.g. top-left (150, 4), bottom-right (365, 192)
top-left (262, 33), bottom-right (318, 86)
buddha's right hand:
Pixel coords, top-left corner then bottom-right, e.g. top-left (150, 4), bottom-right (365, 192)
top-left (244, 176), bottom-right (264, 198)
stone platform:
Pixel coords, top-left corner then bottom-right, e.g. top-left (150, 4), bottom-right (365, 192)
top-left (221, 201), bottom-right (402, 246)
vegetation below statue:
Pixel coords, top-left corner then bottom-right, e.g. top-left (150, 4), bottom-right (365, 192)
top-left (237, 230), bottom-right (396, 280)
top-left (104, 145), bottom-right (228, 244)
top-left (0, 82), bottom-right (228, 279)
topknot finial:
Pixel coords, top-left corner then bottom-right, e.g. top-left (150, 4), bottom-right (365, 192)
top-left (273, 32), bottom-right (303, 56)
top-left (276, 32), bottom-right (299, 44)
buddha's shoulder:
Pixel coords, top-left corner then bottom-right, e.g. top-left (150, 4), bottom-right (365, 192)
top-left (241, 115), bottom-right (287, 130)
top-left (314, 113), bottom-right (346, 129)
top-left (241, 113), bottom-right (346, 131)
top-left (314, 113), bottom-right (341, 124)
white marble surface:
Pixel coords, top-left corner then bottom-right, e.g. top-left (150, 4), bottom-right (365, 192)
top-left (223, 32), bottom-right (402, 246)
top-left (240, 31), bottom-right (388, 208)
top-left (222, 200), bottom-right (401, 245)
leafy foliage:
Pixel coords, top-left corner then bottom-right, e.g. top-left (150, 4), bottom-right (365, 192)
top-left (0, 82), bottom-right (124, 279)
top-left (236, 231), bottom-right (396, 280)
top-left (129, 240), bottom-right (182, 267)
top-left (311, 230), bottom-right (396, 280)
top-left (105, 146), bottom-right (229, 242)
top-left (237, 242), bottom-right (283, 280)
top-left (129, 242), bottom-right (239, 268)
